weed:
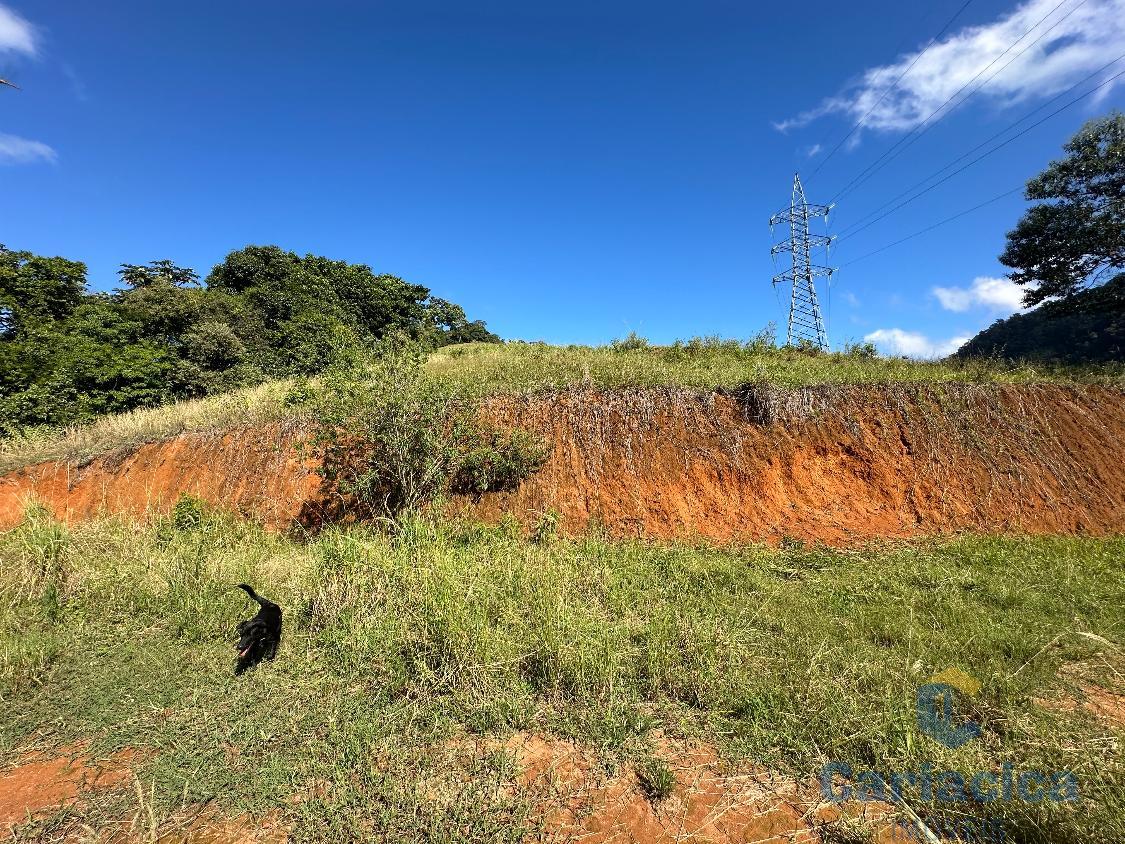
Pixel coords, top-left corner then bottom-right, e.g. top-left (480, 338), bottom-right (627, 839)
top-left (610, 332), bottom-right (650, 352)
top-left (530, 509), bottom-right (560, 545)
top-left (168, 493), bottom-right (210, 533)
top-left (636, 756), bottom-right (676, 803)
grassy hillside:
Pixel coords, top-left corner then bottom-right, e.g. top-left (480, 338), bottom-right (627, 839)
top-left (1, 507), bottom-right (1122, 842)
top-left (3, 338), bottom-right (1123, 474)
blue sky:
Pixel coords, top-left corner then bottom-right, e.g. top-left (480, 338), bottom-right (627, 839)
top-left (2, 0), bottom-right (1123, 355)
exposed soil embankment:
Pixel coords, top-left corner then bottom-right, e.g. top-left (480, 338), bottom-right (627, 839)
top-left (2, 384), bottom-right (1124, 544)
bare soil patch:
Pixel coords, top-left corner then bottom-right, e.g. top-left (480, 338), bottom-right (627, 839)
top-left (0, 744), bottom-right (286, 844)
top-left (452, 731), bottom-right (905, 844)
top-left (1034, 657), bottom-right (1125, 731)
top-left (0, 744), bottom-right (135, 832)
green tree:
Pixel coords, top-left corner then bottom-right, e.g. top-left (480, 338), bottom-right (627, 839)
top-left (0, 245), bottom-right (87, 339)
top-left (1000, 112), bottom-right (1125, 308)
top-left (0, 297), bottom-right (176, 433)
top-left (1, 246), bottom-right (90, 418)
top-left (51, 301), bottom-right (176, 418)
top-left (118, 260), bottom-right (200, 289)
top-left (116, 259), bottom-right (260, 396)
top-left (1, 243), bottom-right (499, 435)
top-left (422, 297), bottom-right (501, 346)
top-left (206, 245), bottom-right (443, 374)
top-left (117, 262), bottom-right (204, 345)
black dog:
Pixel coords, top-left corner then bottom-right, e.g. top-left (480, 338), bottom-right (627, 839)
top-left (233, 584), bottom-right (282, 675)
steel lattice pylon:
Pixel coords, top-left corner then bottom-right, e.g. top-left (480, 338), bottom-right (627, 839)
top-left (769, 173), bottom-right (835, 351)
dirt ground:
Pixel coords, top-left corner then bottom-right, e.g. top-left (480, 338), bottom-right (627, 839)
top-left (1, 734), bottom-right (910, 844)
top-left (470, 731), bottom-right (909, 844)
top-left (0, 745), bottom-right (135, 828)
top-left (0, 743), bottom-right (284, 843)
top-left (1032, 656), bottom-right (1125, 731)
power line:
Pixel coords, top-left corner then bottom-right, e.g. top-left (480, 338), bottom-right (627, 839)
top-left (836, 51), bottom-right (1125, 238)
top-left (828, 0), bottom-right (1089, 207)
top-left (829, 0), bottom-right (1092, 205)
top-left (839, 186), bottom-right (1025, 267)
top-left (802, 5), bottom-right (944, 169)
top-left (836, 62), bottom-right (1125, 242)
top-left (811, 0), bottom-right (977, 176)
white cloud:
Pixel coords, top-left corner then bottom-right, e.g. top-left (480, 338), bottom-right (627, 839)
top-left (841, 290), bottom-right (860, 307)
top-left (806, 143), bottom-right (822, 158)
top-left (0, 8), bottom-right (54, 165)
top-left (778, 0), bottom-right (1125, 135)
top-left (864, 328), bottom-right (971, 359)
top-left (0, 132), bottom-right (56, 164)
top-left (931, 287), bottom-right (973, 312)
top-left (0, 3), bottom-right (37, 55)
top-left (932, 276), bottom-right (1026, 313)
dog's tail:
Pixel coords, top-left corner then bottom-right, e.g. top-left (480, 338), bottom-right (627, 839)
top-left (236, 583), bottom-right (267, 607)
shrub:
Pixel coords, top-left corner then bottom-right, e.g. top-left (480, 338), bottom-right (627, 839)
top-left (530, 509), bottom-right (561, 544)
top-left (169, 493), bottom-right (210, 532)
top-left (155, 493), bottom-right (230, 547)
top-left (454, 428), bottom-right (550, 497)
top-left (610, 332), bottom-right (650, 352)
top-left (747, 322), bottom-right (778, 353)
top-left (843, 340), bottom-right (878, 359)
top-left (296, 340), bottom-right (547, 524)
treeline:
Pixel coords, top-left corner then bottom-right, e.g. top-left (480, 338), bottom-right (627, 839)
top-left (957, 273), bottom-right (1125, 364)
top-left (0, 244), bottom-right (499, 434)
top-left (957, 113), bottom-right (1123, 364)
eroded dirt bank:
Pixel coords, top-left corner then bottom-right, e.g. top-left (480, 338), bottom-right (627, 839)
top-left (2, 384), bottom-right (1124, 544)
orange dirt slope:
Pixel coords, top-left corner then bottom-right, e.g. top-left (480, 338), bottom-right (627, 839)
top-left (1, 384), bottom-right (1124, 545)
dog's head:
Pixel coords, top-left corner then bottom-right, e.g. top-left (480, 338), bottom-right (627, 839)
top-left (235, 619), bottom-right (268, 658)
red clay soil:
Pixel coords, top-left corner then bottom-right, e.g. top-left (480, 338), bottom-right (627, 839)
top-left (1033, 656), bottom-right (1125, 731)
top-left (128, 810), bottom-right (287, 844)
top-left (0, 744), bottom-right (135, 830)
top-left (460, 731), bottom-right (909, 844)
top-left (2, 384), bottom-right (1124, 544)
top-left (0, 744), bottom-right (285, 843)
top-left (2, 735), bottom-right (911, 844)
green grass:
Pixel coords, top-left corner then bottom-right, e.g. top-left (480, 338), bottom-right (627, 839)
top-left (2, 507), bottom-right (1123, 842)
top-left (428, 338), bottom-right (1125, 393)
top-left (3, 338), bottom-right (1123, 475)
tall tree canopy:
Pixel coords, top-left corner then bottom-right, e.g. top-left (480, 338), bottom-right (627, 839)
top-left (1000, 112), bottom-right (1125, 308)
top-left (0, 247), bottom-right (87, 339)
top-left (0, 244), bottom-right (499, 435)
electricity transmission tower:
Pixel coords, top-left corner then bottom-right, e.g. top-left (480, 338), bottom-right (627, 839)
top-left (769, 173), bottom-right (834, 351)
